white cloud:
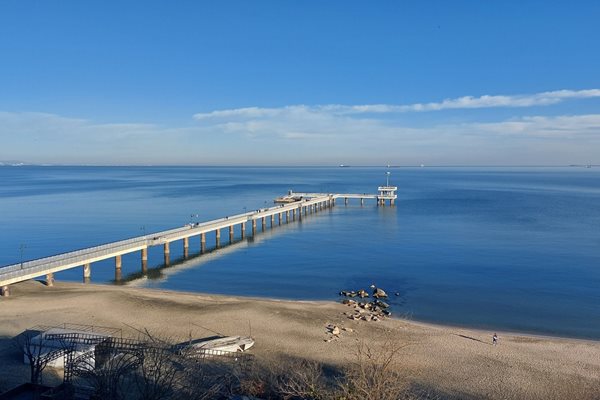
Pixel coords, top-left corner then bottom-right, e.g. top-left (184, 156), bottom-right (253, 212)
top-left (2, 91), bottom-right (600, 165)
top-left (471, 114), bottom-right (600, 138)
top-left (193, 88), bottom-right (600, 120)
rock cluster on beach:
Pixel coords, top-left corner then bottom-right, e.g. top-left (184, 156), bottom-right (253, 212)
top-left (339, 285), bottom-right (392, 322)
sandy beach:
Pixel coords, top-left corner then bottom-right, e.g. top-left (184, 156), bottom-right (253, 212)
top-left (1, 280), bottom-right (598, 399)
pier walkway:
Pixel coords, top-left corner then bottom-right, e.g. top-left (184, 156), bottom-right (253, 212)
top-left (0, 189), bottom-right (396, 296)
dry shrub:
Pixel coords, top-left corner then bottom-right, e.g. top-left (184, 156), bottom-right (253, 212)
top-left (337, 339), bottom-right (412, 400)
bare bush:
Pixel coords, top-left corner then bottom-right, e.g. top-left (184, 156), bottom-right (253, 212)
top-left (12, 330), bottom-right (71, 385)
top-left (274, 358), bottom-right (330, 400)
top-left (337, 339), bottom-right (411, 400)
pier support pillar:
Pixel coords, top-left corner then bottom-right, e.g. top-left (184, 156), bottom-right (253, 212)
top-left (46, 273), bottom-right (54, 287)
top-left (241, 222), bottom-right (246, 239)
top-left (141, 249), bottom-right (148, 273)
top-left (164, 242), bottom-right (170, 265)
top-left (200, 233), bottom-right (206, 252)
top-left (83, 263), bottom-right (91, 283)
top-left (278, 213), bottom-right (282, 225)
top-left (1, 285), bottom-right (9, 297)
top-left (292, 209), bottom-right (296, 221)
top-left (390, 199), bottom-right (395, 206)
top-left (271, 215), bottom-right (275, 227)
top-left (115, 255), bottom-right (123, 281)
top-left (183, 237), bottom-right (189, 258)
top-left (361, 198), bottom-right (364, 206)
top-left (215, 229), bottom-right (221, 248)
top-left (298, 206), bottom-right (303, 220)
top-left (261, 217), bottom-right (266, 231)
top-left (229, 225), bottom-right (234, 243)
top-left (285, 210), bottom-right (290, 223)
top-left (252, 219), bottom-right (257, 235)
top-left (345, 198), bottom-right (348, 205)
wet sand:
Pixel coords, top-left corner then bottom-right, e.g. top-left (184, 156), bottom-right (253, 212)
top-left (1, 280), bottom-right (598, 399)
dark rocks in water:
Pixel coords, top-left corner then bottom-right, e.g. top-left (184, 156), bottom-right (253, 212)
top-left (357, 289), bottom-right (369, 298)
top-left (373, 288), bottom-right (388, 298)
top-left (395, 292), bottom-right (400, 296)
top-left (375, 300), bottom-right (390, 309)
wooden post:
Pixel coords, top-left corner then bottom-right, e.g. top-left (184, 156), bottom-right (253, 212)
top-left (115, 255), bottom-right (122, 270)
top-left (241, 222), bottom-right (246, 239)
top-left (252, 219), bottom-right (257, 235)
top-left (271, 215), bottom-right (275, 227)
top-left (46, 273), bottom-right (54, 287)
top-left (229, 225), bottom-right (234, 243)
top-left (261, 217), bottom-right (266, 231)
top-left (215, 229), bottom-right (221, 247)
top-left (1, 285), bottom-right (9, 297)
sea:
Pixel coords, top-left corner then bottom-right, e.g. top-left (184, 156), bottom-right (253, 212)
top-left (1, 166), bottom-right (599, 340)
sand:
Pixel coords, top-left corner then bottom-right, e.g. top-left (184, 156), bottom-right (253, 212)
top-left (1, 280), bottom-right (599, 399)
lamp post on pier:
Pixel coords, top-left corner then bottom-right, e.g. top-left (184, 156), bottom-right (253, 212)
top-left (19, 244), bottom-right (27, 269)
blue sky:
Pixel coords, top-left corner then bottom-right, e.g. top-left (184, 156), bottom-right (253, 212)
top-left (1, 1), bottom-right (599, 165)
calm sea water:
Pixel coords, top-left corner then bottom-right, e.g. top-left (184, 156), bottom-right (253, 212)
top-left (1, 166), bottom-right (599, 339)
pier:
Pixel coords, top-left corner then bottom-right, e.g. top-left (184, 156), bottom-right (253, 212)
top-left (0, 188), bottom-right (396, 297)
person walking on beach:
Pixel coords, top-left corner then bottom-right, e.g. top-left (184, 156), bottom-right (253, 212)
top-left (493, 333), bottom-right (498, 345)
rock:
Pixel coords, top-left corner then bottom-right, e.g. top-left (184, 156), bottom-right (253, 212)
top-left (357, 289), bottom-right (369, 298)
top-left (382, 309), bottom-right (392, 317)
top-left (395, 292), bottom-right (400, 296)
top-left (342, 299), bottom-right (357, 306)
top-left (375, 300), bottom-right (390, 309)
top-left (373, 288), bottom-right (388, 298)
top-left (331, 326), bottom-right (341, 335)
top-left (342, 327), bottom-right (354, 332)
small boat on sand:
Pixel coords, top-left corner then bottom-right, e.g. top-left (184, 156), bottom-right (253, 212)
top-left (176, 335), bottom-right (254, 355)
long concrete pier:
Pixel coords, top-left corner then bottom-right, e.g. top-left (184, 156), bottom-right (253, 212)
top-left (0, 189), bottom-right (396, 297)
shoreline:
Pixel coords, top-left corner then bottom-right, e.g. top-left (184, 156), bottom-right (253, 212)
top-left (5, 279), bottom-right (600, 343)
top-left (126, 280), bottom-right (600, 342)
top-left (1, 280), bottom-right (599, 399)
